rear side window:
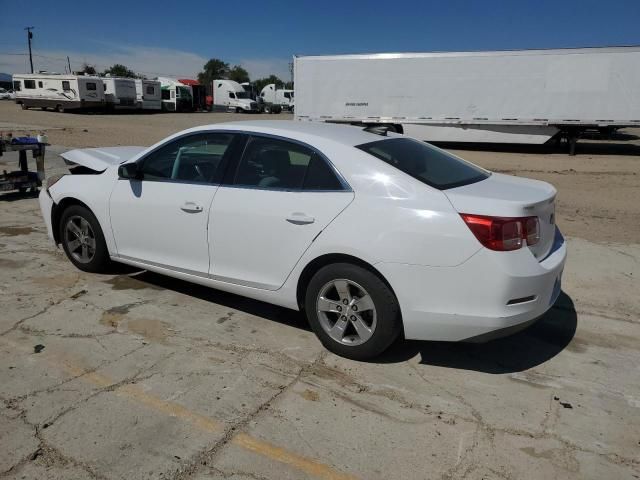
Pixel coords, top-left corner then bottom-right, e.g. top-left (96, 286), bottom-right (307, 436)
top-left (24, 80), bottom-right (36, 89)
top-left (13, 80), bottom-right (21, 91)
top-left (233, 137), bottom-right (311, 189)
top-left (356, 138), bottom-right (489, 190)
top-left (303, 155), bottom-right (343, 190)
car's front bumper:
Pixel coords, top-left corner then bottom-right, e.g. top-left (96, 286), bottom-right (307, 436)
top-left (376, 229), bottom-right (567, 342)
top-left (38, 188), bottom-right (55, 243)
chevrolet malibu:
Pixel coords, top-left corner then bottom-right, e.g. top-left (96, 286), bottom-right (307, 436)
top-left (39, 121), bottom-right (566, 359)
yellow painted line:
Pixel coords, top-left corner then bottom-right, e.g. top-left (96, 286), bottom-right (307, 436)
top-left (2, 338), bottom-right (358, 480)
top-left (232, 432), bottom-right (358, 480)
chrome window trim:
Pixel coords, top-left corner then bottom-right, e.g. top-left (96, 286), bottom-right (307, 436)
top-left (126, 129), bottom-right (353, 192)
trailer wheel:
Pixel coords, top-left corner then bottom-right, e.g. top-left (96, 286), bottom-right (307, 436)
top-left (56, 104), bottom-right (65, 113)
top-left (20, 103), bottom-right (27, 110)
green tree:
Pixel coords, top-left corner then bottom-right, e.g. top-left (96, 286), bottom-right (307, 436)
top-left (197, 58), bottom-right (229, 86)
top-left (79, 63), bottom-right (97, 75)
top-left (102, 63), bottom-right (137, 78)
top-left (254, 75), bottom-right (284, 94)
top-left (228, 65), bottom-right (249, 83)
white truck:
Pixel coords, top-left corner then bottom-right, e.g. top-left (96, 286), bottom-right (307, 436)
top-left (294, 46), bottom-right (640, 152)
top-left (260, 83), bottom-right (294, 111)
top-left (12, 73), bottom-right (105, 111)
top-left (211, 79), bottom-right (258, 112)
top-left (134, 79), bottom-right (162, 111)
top-left (102, 77), bottom-right (137, 110)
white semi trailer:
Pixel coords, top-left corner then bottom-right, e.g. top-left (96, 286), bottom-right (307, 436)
top-left (294, 46), bottom-right (640, 153)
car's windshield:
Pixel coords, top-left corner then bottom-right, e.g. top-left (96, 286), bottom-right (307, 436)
top-left (235, 91), bottom-right (250, 99)
top-left (357, 137), bottom-right (490, 190)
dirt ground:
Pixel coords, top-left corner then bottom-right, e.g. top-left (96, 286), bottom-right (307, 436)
top-left (0, 101), bottom-right (639, 480)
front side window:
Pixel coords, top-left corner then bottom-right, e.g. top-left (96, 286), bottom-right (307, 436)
top-left (161, 89), bottom-right (170, 100)
top-left (13, 81), bottom-right (21, 91)
top-left (62, 81), bottom-right (70, 91)
top-left (232, 137), bottom-right (343, 191)
top-left (86, 82), bottom-right (96, 91)
top-left (24, 80), bottom-right (36, 89)
top-left (139, 133), bottom-right (235, 184)
top-left (356, 137), bottom-right (489, 190)
top-left (228, 92), bottom-right (236, 99)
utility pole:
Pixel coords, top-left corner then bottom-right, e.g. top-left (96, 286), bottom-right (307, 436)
top-left (25, 27), bottom-right (34, 73)
top-left (67, 56), bottom-right (72, 74)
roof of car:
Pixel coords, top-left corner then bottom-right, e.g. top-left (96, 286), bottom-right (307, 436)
top-left (192, 120), bottom-right (385, 147)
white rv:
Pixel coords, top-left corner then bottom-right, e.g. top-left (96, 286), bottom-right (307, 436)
top-left (260, 83), bottom-right (294, 111)
top-left (134, 79), bottom-right (161, 110)
top-left (12, 73), bottom-right (105, 111)
top-left (102, 77), bottom-right (137, 110)
top-left (211, 79), bottom-right (258, 112)
top-left (158, 77), bottom-right (193, 112)
top-left (294, 47), bottom-right (640, 150)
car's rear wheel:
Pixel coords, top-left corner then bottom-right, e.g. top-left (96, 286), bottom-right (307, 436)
top-left (305, 263), bottom-right (401, 360)
top-left (59, 205), bottom-right (111, 273)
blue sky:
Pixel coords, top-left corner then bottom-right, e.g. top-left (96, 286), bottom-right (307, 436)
top-left (1, 0), bottom-right (639, 79)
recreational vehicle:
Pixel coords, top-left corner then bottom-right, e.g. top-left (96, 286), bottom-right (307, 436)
top-left (260, 83), bottom-right (294, 111)
top-left (211, 79), bottom-right (258, 112)
top-left (158, 77), bottom-right (193, 112)
top-left (134, 79), bottom-right (161, 110)
top-left (12, 73), bottom-right (105, 111)
top-left (102, 77), bottom-right (137, 110)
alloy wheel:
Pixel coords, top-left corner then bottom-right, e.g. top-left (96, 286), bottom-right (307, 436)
top-left (64, 215), bottom-right (96, 264)
top-left (316, 279), bottom-right (377, 346)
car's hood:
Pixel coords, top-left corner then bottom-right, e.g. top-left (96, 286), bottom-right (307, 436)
top-left (60, 146), bottom-right (146, 172)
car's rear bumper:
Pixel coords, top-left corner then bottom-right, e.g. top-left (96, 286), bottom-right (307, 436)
top-left (39, 188), bottom-right (55, 243)
top-left (376, 228), bottom-right (567, 342)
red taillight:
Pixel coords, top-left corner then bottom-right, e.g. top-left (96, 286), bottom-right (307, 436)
top-left (460, 214), bottom-right (539, 251)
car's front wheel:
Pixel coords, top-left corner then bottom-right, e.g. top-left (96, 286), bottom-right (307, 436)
top-left (59, 205), bottom-right (111, 273)
top-left (305, 263), bottom-right (401, 360)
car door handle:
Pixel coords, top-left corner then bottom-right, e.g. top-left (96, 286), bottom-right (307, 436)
top-left (286, 213), bottom-right (315, 225)
top-left (180, 201), bottom-right (203, 213)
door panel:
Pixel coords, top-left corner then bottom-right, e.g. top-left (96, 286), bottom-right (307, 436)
top-left (110, 180), bottom-right (216, 275)
top-left (109, 131), bottom-right (239, 274)
top-left (209, 188), bottom-right (353, 290)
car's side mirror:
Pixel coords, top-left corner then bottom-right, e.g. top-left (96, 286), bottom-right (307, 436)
top-left (118, 162), bottom-right (142, 180)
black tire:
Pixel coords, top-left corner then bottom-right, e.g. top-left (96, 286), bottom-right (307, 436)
top-left (304, 263), bottom-right (401, 360)
top-left (56, 104), bottom-right (65, 113)
top-left (20, 103), bottom-right (27, 110)
top-left (59, 205), bottom-right (111, 273)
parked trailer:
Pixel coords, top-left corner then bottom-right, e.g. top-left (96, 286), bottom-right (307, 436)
top-left (12, 73), bottom-right (105, 112)
top-left (102, 77), bottom-right (137, 110)
top-left (294, 46), bottom-right (640, 152)
top-left (134, 79), bottom-right (162, 111)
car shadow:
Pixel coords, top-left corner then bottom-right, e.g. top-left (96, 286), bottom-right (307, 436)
top-left (108, 271), bottom-right (576, 372)
top-left (119, 270), bottom-right (309, 332)
top-left (376, 291), bottom-right (577, 373)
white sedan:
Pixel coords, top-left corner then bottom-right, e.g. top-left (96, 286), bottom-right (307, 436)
top-left (39, 121), bottom-right (566, 359)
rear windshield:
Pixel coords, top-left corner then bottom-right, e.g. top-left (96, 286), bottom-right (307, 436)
top-left (356, 137), bottom-right (490, 190)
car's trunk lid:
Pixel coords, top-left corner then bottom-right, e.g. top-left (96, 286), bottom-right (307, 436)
top-left (444, 173), bottom-right (557, 259)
